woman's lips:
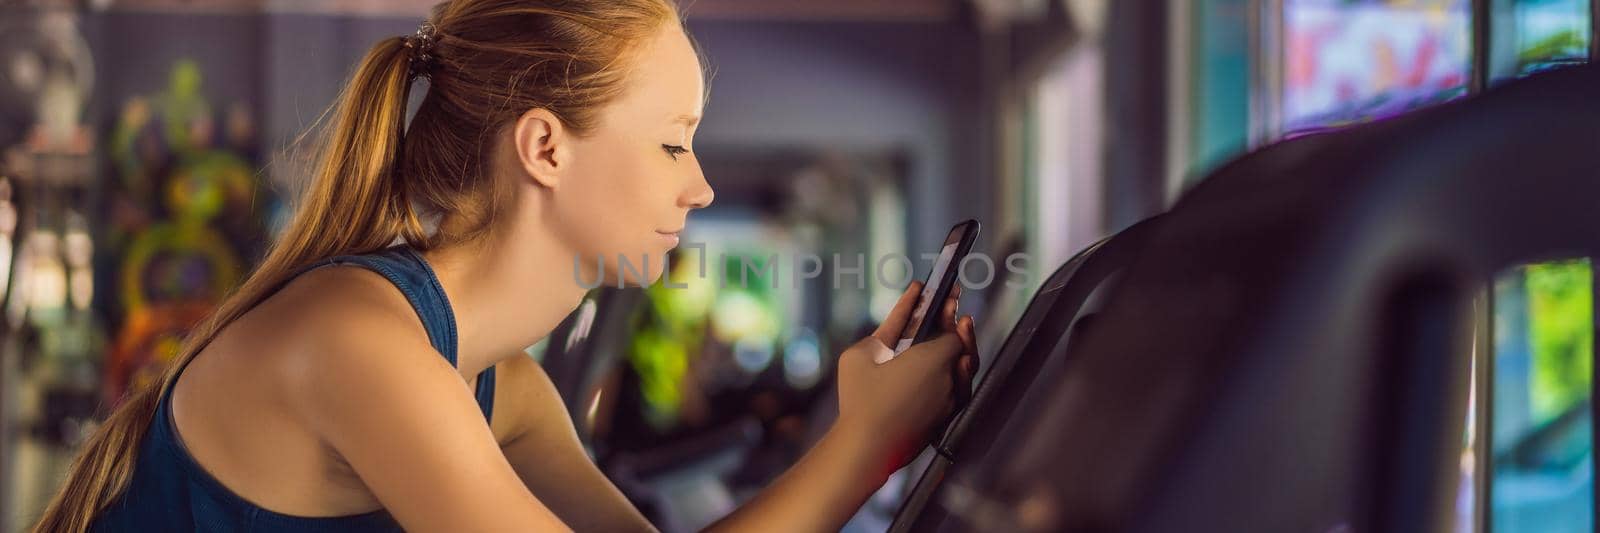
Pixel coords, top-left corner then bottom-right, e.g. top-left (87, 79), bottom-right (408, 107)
top-left (657, 231), bottom-right (681, 246)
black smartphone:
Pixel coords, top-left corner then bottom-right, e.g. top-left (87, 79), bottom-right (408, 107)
top-left (884, 219), bottom-right (981, 361)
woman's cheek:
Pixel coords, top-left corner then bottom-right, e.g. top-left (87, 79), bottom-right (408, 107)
top-left (578, 149), bottom-right (666, 265)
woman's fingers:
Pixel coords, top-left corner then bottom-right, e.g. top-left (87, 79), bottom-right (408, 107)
top-left (872, 281), bottom-right (924, 347)
top-left (958, 315), bottom-right (978, 374)
top-left (904, 332), bottom-right (965, 368)
top-left (956, 315), bottom-right (975, 352)
top-left (954, 316), bottom-right (979, 408)
top-left (941, 284), bottom-right (961, 332)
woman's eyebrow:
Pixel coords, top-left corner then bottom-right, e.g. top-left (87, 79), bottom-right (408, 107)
top-left (673, 114), bottom-right (701, 126)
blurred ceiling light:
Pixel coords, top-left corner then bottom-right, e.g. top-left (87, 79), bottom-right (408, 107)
top-left (711, 290), bottom-right (773, 344)
top-left (24, 230), bottom-right (67, 316)
top-left (783, 329), bottom-right (823, 389)
top-left (733, 336), bottom-right (776, 375)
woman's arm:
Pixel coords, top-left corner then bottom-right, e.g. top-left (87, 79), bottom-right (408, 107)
top-left (490, 282), bottom-right (972, 533)
top-left (289, 313), bottom-right (572, 532)
top-left (699, 409), bottom-right (905, 533)
top-left (705, 283), bottom-right (978, 533)
top-left (497, 355), bottom-right (658, 532)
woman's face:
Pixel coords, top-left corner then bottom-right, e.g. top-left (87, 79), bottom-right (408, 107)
top-left (538, 22), bottom-right (713, 288)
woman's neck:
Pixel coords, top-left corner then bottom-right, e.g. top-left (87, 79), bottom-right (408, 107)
top-left (420, 219), bottom-right (589, 379)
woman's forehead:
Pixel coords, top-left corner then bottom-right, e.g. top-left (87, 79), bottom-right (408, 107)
top-left (617, 25), bottom-right (705, 121)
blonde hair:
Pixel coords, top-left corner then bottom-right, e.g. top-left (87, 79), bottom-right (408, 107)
top-left (34, 1), bottom-right (680, 530)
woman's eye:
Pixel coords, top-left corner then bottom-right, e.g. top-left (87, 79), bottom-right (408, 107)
top-left (662, 144), bottom-right (689, 160)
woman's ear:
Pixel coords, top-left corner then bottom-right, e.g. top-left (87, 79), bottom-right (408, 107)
top-left (512, 108), bottom-right (569, 189)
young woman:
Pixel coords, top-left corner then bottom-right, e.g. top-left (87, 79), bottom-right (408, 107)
top-left (36, 1), bottom-right (977, 531)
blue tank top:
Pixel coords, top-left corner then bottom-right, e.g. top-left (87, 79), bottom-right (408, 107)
top-left (92, 246), bottom-right (497, 532)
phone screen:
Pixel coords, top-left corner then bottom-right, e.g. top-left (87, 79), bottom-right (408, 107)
top-left (879, 221), bottom-right (977, 364)
top-left (895, 241), bottom-right (959, 354)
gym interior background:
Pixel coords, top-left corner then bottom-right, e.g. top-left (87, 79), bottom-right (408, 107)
top-left (0, 0), bottom-right (1594, 531)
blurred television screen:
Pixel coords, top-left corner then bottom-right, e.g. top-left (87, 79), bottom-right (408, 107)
top-left (1282, 0), bottom-right (1471, 133)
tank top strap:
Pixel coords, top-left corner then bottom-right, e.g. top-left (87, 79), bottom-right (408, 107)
top-left (297, 246), bottom-right (496, 422)
top-left (304, 247), bottom-right (458, 363)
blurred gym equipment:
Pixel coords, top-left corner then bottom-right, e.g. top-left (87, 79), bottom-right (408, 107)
top-left (916, 64), bottom-right (1600, 533)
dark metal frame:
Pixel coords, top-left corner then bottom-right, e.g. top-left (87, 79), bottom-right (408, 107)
top-left (1004, 65), bottom-right (1600, 531)
top-left (1476, 286), bottom-right (1494, 533)
top-left (887, 215), bottom-right (1163, 532)
top-left (1469, 3), bottom-right (1492, 531)
top-left (1249, 1), bottom-right (1599, 529)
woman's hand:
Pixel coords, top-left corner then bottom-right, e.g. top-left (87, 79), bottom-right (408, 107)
top-left (835, 281), bottom-right (979, 474)
top-left (702, 282), bottom-right (978, 533)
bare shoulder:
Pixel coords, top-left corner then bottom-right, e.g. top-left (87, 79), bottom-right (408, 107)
top-left (263, 264), bottom-right (427, 345)
top-left (169, 264), bottom-right (477, 516)
top-left (194, 265), bottom-right (449, 411)
top-left (252, 266), bottom-right (424, 347)
top-left (280, 265), bottom-right (457, 380)
top-left (199, 268), bottom-right (564, 529)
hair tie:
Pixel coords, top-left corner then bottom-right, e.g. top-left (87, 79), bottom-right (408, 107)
top-left (404, 22), bottom-right (438, 80)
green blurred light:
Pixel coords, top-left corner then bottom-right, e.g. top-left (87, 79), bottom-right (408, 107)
top-left (1524, 259), bottom-right (1593, 423)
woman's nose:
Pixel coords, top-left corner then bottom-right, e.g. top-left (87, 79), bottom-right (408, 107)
top-left (683, 165), bottom-right (714, 209)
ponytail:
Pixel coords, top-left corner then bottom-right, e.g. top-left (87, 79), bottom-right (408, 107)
top-left (32, 36), bottom-right (423, 533)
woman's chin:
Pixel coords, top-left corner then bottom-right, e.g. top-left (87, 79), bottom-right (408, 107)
top-left (602, 255), bottom-right (668, 288)
top-left (626, 265), bottom-right (668, 287)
